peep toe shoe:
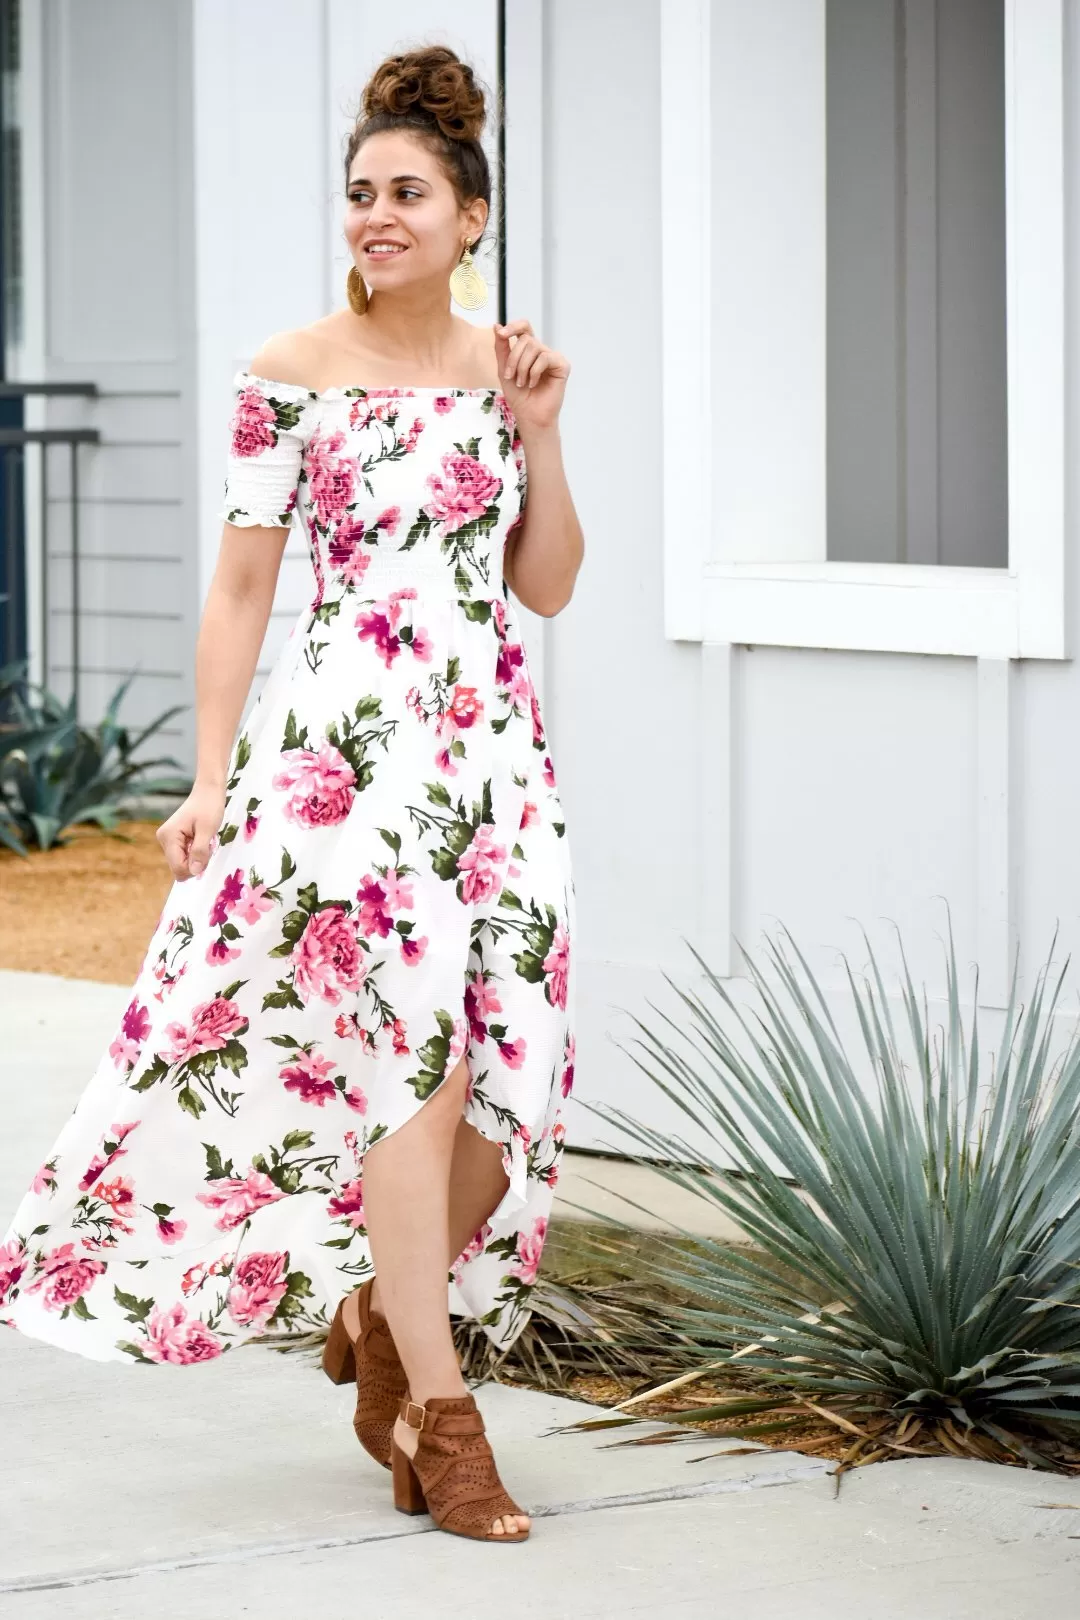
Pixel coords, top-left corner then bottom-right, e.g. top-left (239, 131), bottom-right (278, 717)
top-left (390, 1392), bottom-right (531, 1543)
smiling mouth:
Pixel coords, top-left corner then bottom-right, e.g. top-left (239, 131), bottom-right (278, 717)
top-left (364, 243), bottom-right (408, 257)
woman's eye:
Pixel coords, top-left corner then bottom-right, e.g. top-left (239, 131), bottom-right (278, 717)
top-left (348, 188), bottom-right (420, 204)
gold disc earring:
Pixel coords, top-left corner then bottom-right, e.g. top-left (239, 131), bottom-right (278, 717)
top-left (347, 265), bottom-right (368, 315)
top-left (449, 242), bottom-right (488, 311)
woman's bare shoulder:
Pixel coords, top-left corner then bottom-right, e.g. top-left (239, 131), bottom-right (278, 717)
top-left (467, 320), bottom-right (503, 389)
top-left (247, 320), bottom-right (342, 390)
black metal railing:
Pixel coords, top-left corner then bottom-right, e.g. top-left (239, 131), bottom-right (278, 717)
top-left (0, 380), bottom-right (99, 713)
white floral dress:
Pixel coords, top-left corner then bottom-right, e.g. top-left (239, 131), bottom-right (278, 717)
top-left (0, 373), bottom-right (576, 1364)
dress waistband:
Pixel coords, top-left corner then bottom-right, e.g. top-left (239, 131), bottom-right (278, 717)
top-left (317, 554), bottom-right (506, 604)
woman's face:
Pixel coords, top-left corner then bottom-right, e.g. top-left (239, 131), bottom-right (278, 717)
top-left (344, 131), bottom-right (486, 298)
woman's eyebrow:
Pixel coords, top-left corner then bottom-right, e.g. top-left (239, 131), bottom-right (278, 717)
top-left (348, 174), bottom-right (430, 187)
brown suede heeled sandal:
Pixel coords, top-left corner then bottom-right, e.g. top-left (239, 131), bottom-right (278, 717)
top-left (322, 1279), bottom-right (408, 1470)
top-left (391, 1393), bottom-right (531, 1543)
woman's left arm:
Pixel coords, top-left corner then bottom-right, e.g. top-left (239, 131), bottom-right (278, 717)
top-left (495, 319), bottom-right (584, 618)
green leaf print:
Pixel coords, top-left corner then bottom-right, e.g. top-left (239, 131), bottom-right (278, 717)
top-left (218, 823), bottom-right (239, 846)
top-left (430, 847), bottom-right (460, 882)
top-left (454, 563), bottom-right (472, 595)
top-left (70, 1295), bottom-right (97, 1322)
top-left (355, 695), bottom-right (382, 720)
top-left (177, 1083), bottom-right (206, 1119)
top-left (281, 1129), bottom-right (316, 1152)
top-left (282, 710), bottom-right (310, 752)
top-left (262, 980), bottom-right (304, 1011)
top-left (402, 511), bottom-right (434, 551)
top-left (379, 828), bottom-right (401, 856)
top-left (114, 1286), bottom-right (154, 1322)
top-left (462, 600), bottom-right (491, 623)
top-left (514, 951), bottom-right (546, 984)
top-left (295, 882), bottom-right (319, 912)
top-left (425, 781), bottom-right (453, 808)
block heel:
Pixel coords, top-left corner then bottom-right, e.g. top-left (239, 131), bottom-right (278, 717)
top-left (391, 1435), bottom-right (429, 1515)
top-left (321, 1299), bottom-right (357, 1385)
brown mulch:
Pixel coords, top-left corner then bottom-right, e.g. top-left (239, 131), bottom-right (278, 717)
top-left (0, 820), bottom-right (172, 983)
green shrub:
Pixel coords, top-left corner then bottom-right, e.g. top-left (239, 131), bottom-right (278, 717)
top-left (589, 915), bottom-right (1080, 1468)
top-left (0, 663), bottom-right (191, 854)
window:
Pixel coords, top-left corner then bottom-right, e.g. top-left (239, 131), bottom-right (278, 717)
top-left (661, 0), bottom-right (1065, 659)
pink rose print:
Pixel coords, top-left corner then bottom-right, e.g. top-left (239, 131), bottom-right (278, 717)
top-left (273, 740), bottom-right (357, 829)
top-left (356, 875), bottom-right (396, 938)
top-left (227, 1250), bottom-right (289, 1327)
top-left (543, 924), bottom-right (570, 1010)
top-left (433, 395), bottom-right (455, 415)
top-left (279, 1047), bottom-right (338, 1106)
top-left (161, 995), bottom-right (246, 1066)
top-left (448, 686), bottom-right (482, 730)
top-left (78, 1121), bottom-right (138, 1193)
top-left (243, 807), bottom-right (260, 841)
top-left (196, 1167), bottom-right (285, 1232)
top-left (451, 1220), bottom-right (492, 1280)
top-left (209, 870), bottom-right (244, 928)
top-left (229, 385), bottom-right (277, 457)
top-left (0, 1238), bottom-right (28, 1302)
top-left (156, 1213), bottom-right (188, 1245)
top-left (456, 824), bottom-right (507, 906)
top-left (355, 589), bottom-right (432, 670)
top-left (31, 1159), bottom-right (57, 1196)
top-left (510, 1217), bottom-right (548, 1287)
top-left (93, 1174), bottom-right (136, 1222)
top-left (306, 425), bottom-right (356, 530)
top-left (328, 514), bottom-right (372, 587)
top-left (561, 1033), bottom-right (576, 1098)
top-left (25, 1243), bottom-right (106, 1313)
top-left (465, 970), bottom-right (502, 1044)
top-left (400, 933), bottom-right (428, 966)
top-left (328, 1177), bottom-right (366, 1229)
top-left (385, 1016), bottom-right (409, 1055)
top-left (232, 881), bottom-right (274, 927)
top-left (376, 506), bottom-right (401, 535)
top-left (496, 394), bottom-right (517, 437)
top-left (498, 1036), bottom-right (527, 1069)
top-left (109, 998), bottom-right (151, 1071)
top-left (423, 451), bottom-right (502, 534)
top-left (519, 799), bottom-right (538, 830)
top-left (343, 1085), bottom-right (368, 1114)
top-left (180, 1257), bottom-right (226, 1297)
top-left (142, 1302), bottom-right (223, 1364)
top-left (543, 754), bottom-right (556, 788)
top-left (291, 906), bottom-right (363, 1006)
top-left (447, 1016), bottom-right (469, 1068)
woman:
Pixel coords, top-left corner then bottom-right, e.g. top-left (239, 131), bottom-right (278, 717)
top-left (0, 46), bottom-right (581, 1545)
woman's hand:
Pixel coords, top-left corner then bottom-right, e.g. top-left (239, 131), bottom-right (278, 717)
top-left (494, 320), bottom-right (569, 436)
top-left (156, 780), bottom-right (227, 880)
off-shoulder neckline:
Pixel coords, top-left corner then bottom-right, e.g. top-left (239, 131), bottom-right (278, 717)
top-left (235, 369), bottom-right (509, 404)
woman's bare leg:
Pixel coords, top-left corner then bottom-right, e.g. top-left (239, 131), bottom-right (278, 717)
top-left (361, 1055), bottom-right (529, 1536)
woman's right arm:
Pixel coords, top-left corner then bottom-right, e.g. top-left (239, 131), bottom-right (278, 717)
top-left (156, 523), bottom-right (288, 880)
top-left (157, 335), bottom-right (313, 881)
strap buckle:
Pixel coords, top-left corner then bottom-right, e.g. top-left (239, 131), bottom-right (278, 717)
top-left (404, 1400), bottom-right (427, 1431)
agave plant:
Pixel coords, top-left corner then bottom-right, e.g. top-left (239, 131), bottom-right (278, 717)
top-left (0, 664), bottom-right (191, 854)
top-left (580, 915), bottom-right (1080, 1470)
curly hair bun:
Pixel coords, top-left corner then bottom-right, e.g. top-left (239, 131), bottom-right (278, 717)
top-left (363, 46), bottom-right (486, 143)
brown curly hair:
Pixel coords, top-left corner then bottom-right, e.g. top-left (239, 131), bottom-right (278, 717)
top-left (345, 46), bottom-right (492, 221)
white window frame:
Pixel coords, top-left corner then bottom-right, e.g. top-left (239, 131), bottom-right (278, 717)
top-left (661, 0), bottom-right (1066, 660)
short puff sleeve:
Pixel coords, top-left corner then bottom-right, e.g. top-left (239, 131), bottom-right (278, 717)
top-left (217, 371), bottom-right (316, 529)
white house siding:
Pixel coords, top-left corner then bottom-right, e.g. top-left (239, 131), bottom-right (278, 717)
top-left (21, 0), bottom-right (201, 765)
top-left (20, 0), bottom-right (1080, 1159)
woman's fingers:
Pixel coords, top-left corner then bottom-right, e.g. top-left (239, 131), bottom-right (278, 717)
top-left (156, 815), bottom-right (193, 880)
top-left (156, 808), bottom-right (216, 880)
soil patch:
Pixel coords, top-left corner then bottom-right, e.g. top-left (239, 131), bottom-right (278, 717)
top-left (0, 820), bottom-right (172, 984)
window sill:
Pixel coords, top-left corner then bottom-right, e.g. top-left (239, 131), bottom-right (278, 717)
top-left (696, 560), bottom-right (1066, 660)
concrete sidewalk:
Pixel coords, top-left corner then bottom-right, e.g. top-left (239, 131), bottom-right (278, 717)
top-left (3, 969), bottom-right (1080, 1616)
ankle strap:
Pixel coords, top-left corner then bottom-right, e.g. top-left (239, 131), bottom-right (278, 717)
top-left (398, 1394), bottom-right (486, 1437)
top-left (402, 1399), bottom-right (427, 1431)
